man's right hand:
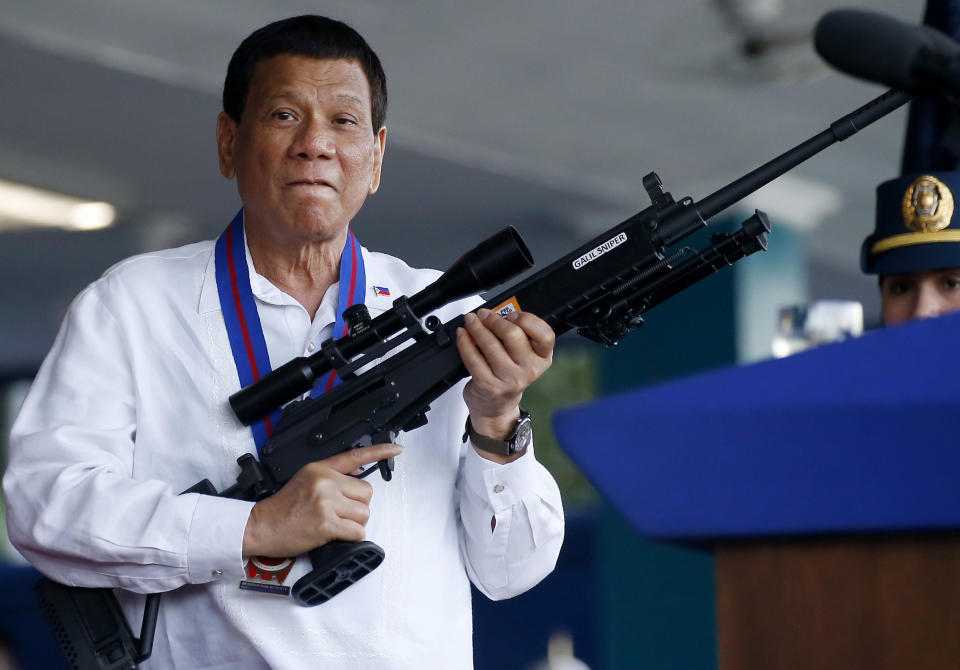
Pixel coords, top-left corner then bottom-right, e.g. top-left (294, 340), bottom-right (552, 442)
top-left (241, 443), bottom-right (403, 558)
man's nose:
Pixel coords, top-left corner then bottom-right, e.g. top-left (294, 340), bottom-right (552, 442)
top-left (912, 284), bottom-right (945, 319)
top-left (292, 119), bottom-right (335, 159)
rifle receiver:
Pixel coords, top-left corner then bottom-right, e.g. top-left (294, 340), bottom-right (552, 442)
top-left (230, 226), bottom-right (533, 424)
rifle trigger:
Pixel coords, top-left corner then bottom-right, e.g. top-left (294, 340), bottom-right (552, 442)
top-left (378, 457), bottom-right (394, 482)
top-left (369, 429), bottom-right (397, 482)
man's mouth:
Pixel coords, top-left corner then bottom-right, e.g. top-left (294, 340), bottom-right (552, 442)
top-left (287, 179), bottom-right (335, 190)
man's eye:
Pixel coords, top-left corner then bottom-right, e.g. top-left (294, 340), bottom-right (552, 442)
top-left (334, 116), bottom-right (358, 125)
top-left (274, 111), bottom-right (295, 121)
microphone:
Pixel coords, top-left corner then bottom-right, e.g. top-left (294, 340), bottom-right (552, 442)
top-left (814, 9), bottom-right (960, 95)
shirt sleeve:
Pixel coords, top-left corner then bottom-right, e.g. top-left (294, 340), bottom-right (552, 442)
top-left (2, 284), bottom-right (253, 593)
top-left (457, 432), bottom-right (565, 601)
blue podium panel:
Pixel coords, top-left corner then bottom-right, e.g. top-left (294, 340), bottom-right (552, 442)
top-left (553, 310), bottom-right (960, 540)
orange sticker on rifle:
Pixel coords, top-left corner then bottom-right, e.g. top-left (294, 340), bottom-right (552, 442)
top-left (492, 297), bottom-right (521, 317)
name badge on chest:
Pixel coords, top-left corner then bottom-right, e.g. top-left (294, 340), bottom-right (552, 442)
top-left (239, 556), bottom-right (295, 597)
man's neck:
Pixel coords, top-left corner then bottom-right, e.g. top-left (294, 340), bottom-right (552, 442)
top-left (245, 224), bottom-right (346, 320)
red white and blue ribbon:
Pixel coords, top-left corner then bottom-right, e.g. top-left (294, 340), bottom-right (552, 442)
top-left (322, 222), bottom-right (365, 395)
top-left (215, 210), bottom-right (365, 453)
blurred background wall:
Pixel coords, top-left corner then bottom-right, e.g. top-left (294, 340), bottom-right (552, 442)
top-left (0, 1), bottom-right (924, 668)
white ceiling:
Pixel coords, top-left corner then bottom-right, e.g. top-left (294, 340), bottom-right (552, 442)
top-left (0, 0), bottom-right (927, 368)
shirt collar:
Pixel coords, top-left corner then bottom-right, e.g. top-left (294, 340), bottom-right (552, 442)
top-left (199, 243), bottom-right (221, 315)
top-left (199, 224), bottom-right (386, 317)
top-left (360, 250), bottom-right (394, 315)
top-left (199, 221), bottom-right (299, 315)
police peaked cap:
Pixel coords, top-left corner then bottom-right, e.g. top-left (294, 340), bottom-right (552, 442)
top-left (861, 171), bottom-right (960, 275)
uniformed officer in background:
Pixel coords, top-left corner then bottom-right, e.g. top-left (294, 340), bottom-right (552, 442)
top-left (862, 172), bottom-right (960, 325)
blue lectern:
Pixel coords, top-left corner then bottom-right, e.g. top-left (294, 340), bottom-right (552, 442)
top-left (553, 309), bottom-right (960, 670)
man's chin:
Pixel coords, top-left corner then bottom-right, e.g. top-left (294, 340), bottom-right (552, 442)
top-left (284, 211), bottom-right (352, 244)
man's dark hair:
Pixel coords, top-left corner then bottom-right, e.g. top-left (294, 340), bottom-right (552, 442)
top-left (223, 15), bottom-right (387, 132)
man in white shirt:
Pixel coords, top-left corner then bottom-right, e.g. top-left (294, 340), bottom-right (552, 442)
top-left (3, 15), bottom-right (564, 669)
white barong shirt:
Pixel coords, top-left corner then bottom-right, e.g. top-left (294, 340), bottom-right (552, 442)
top-left (4, 229), bottom-right (564, 669)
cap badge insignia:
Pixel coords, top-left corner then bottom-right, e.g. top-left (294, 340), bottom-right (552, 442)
top-left (901, 174), bottom-right (954, 233)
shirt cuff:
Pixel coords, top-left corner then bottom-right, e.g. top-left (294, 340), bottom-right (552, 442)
top-left (185, 494), bottom-right (255, 584)
top-left (463, 441), bottom-right (540, 513)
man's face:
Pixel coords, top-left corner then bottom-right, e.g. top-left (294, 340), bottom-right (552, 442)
top-left (880, 269), bottom-right (960, 325)
top-left (216, 55), bottom-right (386, 246)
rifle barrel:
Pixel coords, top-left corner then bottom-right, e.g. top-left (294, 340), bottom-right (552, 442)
top-left (659, 89), bottom-right (912, 246)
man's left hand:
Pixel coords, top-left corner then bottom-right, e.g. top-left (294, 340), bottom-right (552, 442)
top-left (456, 308), bottom-right (555, 460)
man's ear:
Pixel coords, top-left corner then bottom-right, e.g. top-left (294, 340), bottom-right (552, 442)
top-left (369, 126), bottom-right (387, 194)
top-left (216, 112), bottom-right (238, 179)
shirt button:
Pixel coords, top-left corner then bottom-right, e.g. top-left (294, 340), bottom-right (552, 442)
top-left (307, 342), bottom-right (316, 352)
top-left (211, 569), bottom-right (223, 578)
top-left (493, 484), bottom-right (505, 494)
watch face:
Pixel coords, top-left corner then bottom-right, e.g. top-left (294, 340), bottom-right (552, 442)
top-left (513, 419), bottom-right (533, 452)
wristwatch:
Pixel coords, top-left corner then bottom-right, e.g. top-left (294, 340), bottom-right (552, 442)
top-left (463, 410), bottom-right (533, 457)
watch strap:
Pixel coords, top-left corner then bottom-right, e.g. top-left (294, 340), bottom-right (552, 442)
top-left (463, 410), bottom-right (532, 456)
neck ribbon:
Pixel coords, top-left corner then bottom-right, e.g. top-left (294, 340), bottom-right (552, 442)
top-left (215, 209), bottom-right (366, 453)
